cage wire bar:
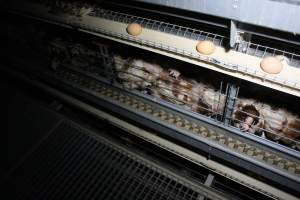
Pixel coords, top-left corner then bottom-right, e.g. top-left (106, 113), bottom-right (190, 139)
top-left (96, 43), bottom-right (115, 82)
top-left (223, 84), bottom-right (239, 126)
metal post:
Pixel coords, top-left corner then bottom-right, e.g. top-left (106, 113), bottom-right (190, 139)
top-left (197, 174), bottom-right (215, 200)
top-left (97, 44), bottom-right (115, 84)
top-left (230, 20), bottom-right (252, 52)
top-left (230, 20), bottom-right (238, 48)
top-left (223, 83), bottom-right (239, 126)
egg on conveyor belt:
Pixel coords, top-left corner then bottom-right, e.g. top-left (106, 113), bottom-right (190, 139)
top-left (126, 23), bottom-right (142, 36)
top-left (260, 56), bottom-right (284, 74)
top-left (196, 40), bottom-right (216, 55)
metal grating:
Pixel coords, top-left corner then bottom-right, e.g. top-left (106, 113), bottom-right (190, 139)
top-left (3, 121), bottom-right (226, 200)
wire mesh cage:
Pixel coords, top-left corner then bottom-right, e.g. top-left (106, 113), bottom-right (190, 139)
top-left (44, 29), bottom-right (300, 152)
top-left (10, 0), bottom-right (300, 153)
top-left (13, 0), bottom-right (300, 93)
top-left (112, 53), bottom-right (300, 151)
top-left (113, 55), bottom-right (228, 121)
top-left (30, 0), bottom-right (95, 17)
top-left (230, 96), bottom-right (300, 150)
top-left (48, 38), bottom-right (115, 81)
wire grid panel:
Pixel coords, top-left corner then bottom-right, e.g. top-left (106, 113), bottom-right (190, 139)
top-left (3, 120), bottom-right (226, 200)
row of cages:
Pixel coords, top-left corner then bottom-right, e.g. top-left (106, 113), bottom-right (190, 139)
top-left (3, 14), bottom-right (300, 153)
top-left (25, 0), bottom-right (300, 69)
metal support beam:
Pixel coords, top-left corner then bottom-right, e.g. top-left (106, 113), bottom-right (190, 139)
top-left (230, 20), bottom-right (238, 48)
top-left (131, 0), bottom-right (300, 34)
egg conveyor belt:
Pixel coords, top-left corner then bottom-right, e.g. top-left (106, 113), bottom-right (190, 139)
top-left (8, 0), bottom-right (300, 98)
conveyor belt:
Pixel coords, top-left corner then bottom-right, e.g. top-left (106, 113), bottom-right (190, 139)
top-left (2, 120), bottom-right (230, 200)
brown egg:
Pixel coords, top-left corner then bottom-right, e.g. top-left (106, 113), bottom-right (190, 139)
top-left (260, 57), bottom-right (283, 74)
top-left (126, 23), bottom-right (142, 36)
top-left (196, 41), bottom-right (216, 55)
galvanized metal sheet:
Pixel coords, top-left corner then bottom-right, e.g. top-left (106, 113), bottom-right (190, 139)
top-left (132, 0), bottom-right (300, 34)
